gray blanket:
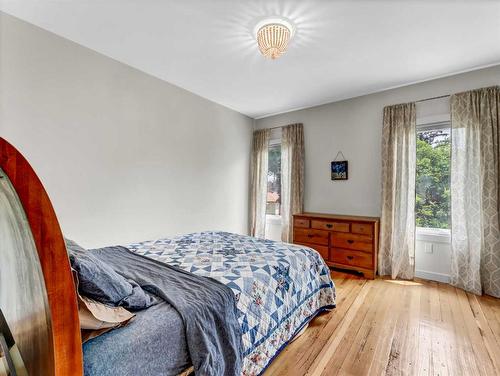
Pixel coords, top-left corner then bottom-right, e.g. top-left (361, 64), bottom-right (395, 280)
top-left (90, 246), bottom-right (243, 376)
top-left (83, 301), bottom-right (190, 376)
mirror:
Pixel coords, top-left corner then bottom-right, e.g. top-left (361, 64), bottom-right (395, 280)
top-left (0, 168), bottom-right (54, 375)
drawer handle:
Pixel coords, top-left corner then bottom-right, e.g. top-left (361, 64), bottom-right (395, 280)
top-left (326, 224), bottom-right (333, 228)
top-left (347, 255), bottom-right (354, 260)
top-left (347, 239), bottom-right (354, 244)
top-left (308, 234), bottom-right (314, 238)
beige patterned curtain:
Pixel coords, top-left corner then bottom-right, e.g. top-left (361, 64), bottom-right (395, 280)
top-left (379, 103), bottom-right (416, 280)
top-left (450, 86), bottom-right (500, 297)
top-left (250, 129), bottom-right (270, 238)
top-left (281, 124), bottom-right (305, 242)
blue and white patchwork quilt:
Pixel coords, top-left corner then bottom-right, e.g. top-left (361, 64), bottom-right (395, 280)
top-left (128, 231), bottom-right (336, 376)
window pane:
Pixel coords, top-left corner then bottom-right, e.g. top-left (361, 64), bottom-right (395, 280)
top-left (415, 127), bottom-right (451, 229)
top-left (266, 144), bottom-right (281, 215)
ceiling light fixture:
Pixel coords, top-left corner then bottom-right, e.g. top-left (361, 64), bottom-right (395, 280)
top-left (254, 17), bottom-right (295, 60)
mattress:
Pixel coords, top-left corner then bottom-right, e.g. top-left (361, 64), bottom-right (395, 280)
top-left (128, 231), bottom-right (336, 375)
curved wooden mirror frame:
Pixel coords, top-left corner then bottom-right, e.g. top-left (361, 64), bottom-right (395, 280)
top-left (0, 137), bottom-right (83, 374)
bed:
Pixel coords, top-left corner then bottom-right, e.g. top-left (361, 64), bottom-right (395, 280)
top-left (83, 232), bottom-right (336, 375)
top-left (0, 137), bottom-right (336, 376)
top-left (128, 232), bottom-right (336, 375)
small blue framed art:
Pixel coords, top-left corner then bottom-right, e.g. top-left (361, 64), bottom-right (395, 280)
top-left (331, 160), bottom-right (348, 180)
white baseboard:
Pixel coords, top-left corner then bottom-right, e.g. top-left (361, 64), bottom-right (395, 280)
top-left (415, 269), bottom-right (450, 283)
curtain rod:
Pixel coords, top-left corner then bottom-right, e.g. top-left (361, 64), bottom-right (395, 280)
top-left (266, 125), bottom-right (285, 131)
top-left (258, 124), bottom-right (290, 131)
top-left (415, 94), bottom-right (450, 103)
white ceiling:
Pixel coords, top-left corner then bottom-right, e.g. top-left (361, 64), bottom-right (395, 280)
top-left (1, 0), bottom-right (499, 118)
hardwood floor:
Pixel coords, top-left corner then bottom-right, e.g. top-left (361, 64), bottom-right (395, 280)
top-left (265, 270), bottom-right (500, 376)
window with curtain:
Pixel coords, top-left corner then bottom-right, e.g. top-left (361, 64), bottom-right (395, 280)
top-left (261, 124), bottom-right (304, 243)
top-left (380, 87), bottom-right (500, 297)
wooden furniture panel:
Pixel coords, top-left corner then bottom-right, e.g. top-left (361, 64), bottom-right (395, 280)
top-left (296, 242), bottom-right (329, 261)
top-left (0, 138), bottom-right (83, 375)
top-left (294, 218), bottom-right (310, 228)
top-left (333, 232), bottom-right (372, 242)
top-left (330, 248), bottom-right (373, 269)
top-left (311, 220), bottom-right (349, 233)
top-left (294, 228), bottom-right (329, 246)
top-left (293, 212), bottom-right (379, 279)
top-left (331, 233), bottom-right (373, 253)
top-left (352, 223), bottom-right (373, 236)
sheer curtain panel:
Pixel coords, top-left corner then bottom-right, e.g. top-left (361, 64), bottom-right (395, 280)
top-left (379, 103), bottom-right (417, 280)
top-left (250, 129), bottom-right (270, 238)
top-left (281, 124), bottom-right (305, 243)
top-left (450, 86), bottom-right (500, 297)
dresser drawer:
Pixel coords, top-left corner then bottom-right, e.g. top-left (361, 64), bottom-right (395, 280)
top-left (294, 218), bottom-right (310, 228)
top-left (331, 248), bottom-right (373, 269)
top-left (294, 228), bottom-right (329, 246)
top-left (311, 220), bottom-right (349, 233)
top-left (295, 242), bottom-right (329, 261)
top-left (352, 223), bottom-right (373, 237)
top-left (331, 232), bottom-right (373, 253)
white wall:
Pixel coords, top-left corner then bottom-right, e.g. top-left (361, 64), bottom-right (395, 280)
top-left (256, 65), bottom-right (500, 281)
top-left (255, 65), bottom-right (500, 217)
top-left (0, 12), bottom-right (253, 248)
top-left (265, 217), bottom-right (282, 242)
top-left (415, 228), bottom-right (451, 283)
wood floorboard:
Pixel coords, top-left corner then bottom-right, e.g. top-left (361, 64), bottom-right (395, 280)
top-left (265, 275), bottom-right (368, 376)
top-left (265, 271), bottom-right (500, 376)
top-left (317, 280), bottom-right (381, 375)
top-left (336, 279), bottom-right (398, 375)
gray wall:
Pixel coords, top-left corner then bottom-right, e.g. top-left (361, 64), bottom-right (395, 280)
top-left (0, 12), bottom-right (253, 247)
top-left (256, 65), bottom-right (500, 217)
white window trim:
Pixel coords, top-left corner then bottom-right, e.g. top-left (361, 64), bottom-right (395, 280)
top-left (266, 214), bottom-right (282, 224)
top-left (416, 114), bottom-right (450, 127)
top-left (416, 227), bottom-right (451, 244)
top-left (269, 138), bottom-right (281, 146)
top-left (269, 127), bottom-right (282, 145)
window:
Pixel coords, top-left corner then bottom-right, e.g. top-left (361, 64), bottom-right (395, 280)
top-left (415, 123), bottom-right (451, 230)
top-left (266, 143), bottom-right (281, 215)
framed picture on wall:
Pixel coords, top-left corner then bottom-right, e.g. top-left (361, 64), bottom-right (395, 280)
top-left (331, 160), bottom-right (348, 180)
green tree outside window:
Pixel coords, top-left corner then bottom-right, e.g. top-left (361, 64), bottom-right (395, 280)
top-left (415, 129), bottom-right (451, 229)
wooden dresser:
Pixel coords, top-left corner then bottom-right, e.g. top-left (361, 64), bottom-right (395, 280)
top-left (293, 212), bottom-right (379, 279)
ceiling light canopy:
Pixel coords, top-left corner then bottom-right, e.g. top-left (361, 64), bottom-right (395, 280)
top-left (254, 17), bottom-right (295, 60)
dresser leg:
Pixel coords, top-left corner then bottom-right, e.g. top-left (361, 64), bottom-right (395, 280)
top-left (364, 271), bottom-right (375, 280)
